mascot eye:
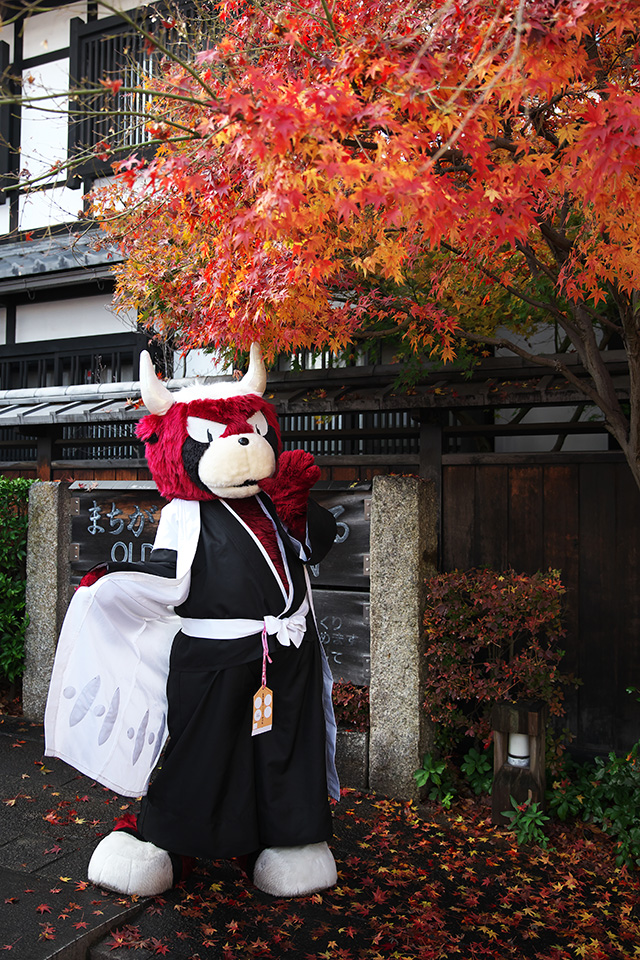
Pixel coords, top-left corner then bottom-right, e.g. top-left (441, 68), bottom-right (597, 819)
top-left (247, 411), bottom-right (269, 436)
top-left (186, 417), bottom-right (226, 445)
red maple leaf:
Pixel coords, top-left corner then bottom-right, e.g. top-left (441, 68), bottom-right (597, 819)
top-left (99, 77), bottom-right (123, 95)
top-left (36, 904), bottom-right (51, 914)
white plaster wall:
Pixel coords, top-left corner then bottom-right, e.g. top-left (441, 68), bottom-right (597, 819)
top-left (0, 202), bottom-right (10, 237)
top-left (176, 349), bottom-right (230, 378)
top-left (22, 4), bottom-right (86, 60)
top-left (0, 19), bottom-right (14, 241)
top-left (16, 295), bottom-right (137, 342)
top-left (21, 60), bottom-right (70, 184)
top-left (495, 405), bottom-right (608, 453)
top-left (0, 307), bottom-right (6, 345)
top-left (97, 0), bottom-right (146, 18)
top-left (18, 187), bottom-right (84, 231)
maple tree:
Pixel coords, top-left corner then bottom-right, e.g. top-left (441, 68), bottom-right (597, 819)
top-left (81, 0), bottom-right (640, 486)
top-left (7, 0), bottom-right (640, 483)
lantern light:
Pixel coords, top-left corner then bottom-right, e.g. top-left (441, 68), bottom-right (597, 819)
top-left (507, 732), bottom-right (530, 768)
top-left (491, 700), bottom-right (547, 826)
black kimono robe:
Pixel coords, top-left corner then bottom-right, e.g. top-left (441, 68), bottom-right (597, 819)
top-left (139, 494), bottom-right (338, 858)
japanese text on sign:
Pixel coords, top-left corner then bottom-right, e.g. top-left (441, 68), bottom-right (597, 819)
top-left (86, 499), bottom-right (159, 563)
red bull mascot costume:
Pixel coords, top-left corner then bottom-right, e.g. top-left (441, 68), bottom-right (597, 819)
top-left (44, 345), bottom-right (339, 898)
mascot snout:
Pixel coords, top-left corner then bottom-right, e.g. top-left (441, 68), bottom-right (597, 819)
top-left (197, 431), bottom-right (276, 498)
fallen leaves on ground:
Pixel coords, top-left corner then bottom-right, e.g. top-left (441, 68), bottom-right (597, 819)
top-left (0, 681), bottom-right (22, 718)
top-left (102, 791), bottom-right (640, 959)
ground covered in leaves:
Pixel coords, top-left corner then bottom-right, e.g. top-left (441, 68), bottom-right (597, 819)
top-left (2, 709), bottom-right (638, 959)
top-left (102, 791), bottom-right (640, 960)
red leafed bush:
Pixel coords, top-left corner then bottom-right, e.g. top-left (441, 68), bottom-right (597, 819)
top-left (333, 682), bottom-right (369, 731)
top-left (423, 569), bottom-right (575, 752)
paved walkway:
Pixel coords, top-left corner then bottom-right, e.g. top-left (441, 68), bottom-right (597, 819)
top-left (0, 715), bottom-right (147, 959)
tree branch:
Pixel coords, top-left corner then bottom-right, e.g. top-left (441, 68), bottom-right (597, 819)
top-left (440, 240), bottom-right (568, 323)
top-left (457, 326), bottom-right (610, 412)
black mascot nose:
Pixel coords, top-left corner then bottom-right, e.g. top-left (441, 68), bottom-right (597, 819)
top-left (238, 437), bottom-right (250, 446)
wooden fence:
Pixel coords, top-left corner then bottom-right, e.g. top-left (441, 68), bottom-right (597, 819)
top-left (442, 452), bottom-right (640, 756)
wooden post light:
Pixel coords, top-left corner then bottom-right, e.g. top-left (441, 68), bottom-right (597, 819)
top-left (491, 700), bottom-right (548, 825)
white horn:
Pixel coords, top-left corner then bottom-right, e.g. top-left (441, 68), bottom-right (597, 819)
top-left (139, 350), bottom-right (175, 415)
top-left (239, 342), bottom-right (267, 396)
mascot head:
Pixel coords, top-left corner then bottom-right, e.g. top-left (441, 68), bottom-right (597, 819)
top-left (136, 344), bottom-right (281, 501)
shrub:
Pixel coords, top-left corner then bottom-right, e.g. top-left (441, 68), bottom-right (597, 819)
top-left (422, 568), bottom-right (575, 754)
top-left (332, 682), bottom-right (369, 730)
top-left (414, 753), bottom-right (457, 808)
top-left (415, 743), bottom-right (494, 805)
top-left (460, 745), bottom-right (493, 795)
top-left (503, 796), bottom-right (550, 848)
top-left (548, 745), bottom-right (640, 869)
top-left (0, 477), bottom-right (35, 683)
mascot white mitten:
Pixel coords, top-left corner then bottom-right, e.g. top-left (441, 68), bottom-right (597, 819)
top-left (45, 345), bottom-right (339, 898)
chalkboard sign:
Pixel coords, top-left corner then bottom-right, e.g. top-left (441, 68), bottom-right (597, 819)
top-left (310, 488), bottom-right (371, 590)
top-left (67, 481), bottom-right (371, 686)
top-left (313, 589), bottom-right (370, 685)
top-left (69, 484), bottom-right (165, 581)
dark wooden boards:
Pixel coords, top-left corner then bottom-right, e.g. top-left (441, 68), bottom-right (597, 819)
top-left (442, 459), bottom-right (640, 755)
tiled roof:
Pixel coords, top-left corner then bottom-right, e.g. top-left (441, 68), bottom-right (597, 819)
top-left (0, 229), bottom-right (121, 289)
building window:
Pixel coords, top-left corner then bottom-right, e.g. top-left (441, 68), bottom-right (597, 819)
top-left (67, 11), bottom-right (157, 183)
top-left (67, 4), bottom-right (218, 185)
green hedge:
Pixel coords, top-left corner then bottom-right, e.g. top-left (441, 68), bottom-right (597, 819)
top-left (0, 477), bottom-right (35, 683)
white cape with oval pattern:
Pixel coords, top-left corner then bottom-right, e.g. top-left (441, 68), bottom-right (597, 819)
top-left (43, 499), bottom-right (200, 797)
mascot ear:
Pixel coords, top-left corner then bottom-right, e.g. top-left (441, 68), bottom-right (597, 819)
top-left (140, 351), bottom-right (175, 415)
top-left (136, 414), bottom-right (162, 444)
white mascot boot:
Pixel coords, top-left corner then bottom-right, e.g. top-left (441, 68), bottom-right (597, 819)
top-left (88, 830), bottom-right (174, 896)
top-left (253, 842), bottom-right (337, 897)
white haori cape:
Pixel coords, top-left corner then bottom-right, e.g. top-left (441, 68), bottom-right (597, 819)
top-left (44, 499), bottom-right (199, 797)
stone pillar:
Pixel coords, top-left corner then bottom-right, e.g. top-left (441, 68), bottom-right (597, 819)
top-left (369, 475), bottom-right (437, 798)
top-left (23, 482), bottom-right (71, 720)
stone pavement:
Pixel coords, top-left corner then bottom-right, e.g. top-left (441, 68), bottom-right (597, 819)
top-left (0, 715), bottom-right (147, 960)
